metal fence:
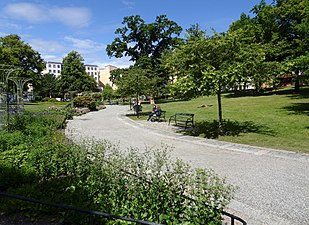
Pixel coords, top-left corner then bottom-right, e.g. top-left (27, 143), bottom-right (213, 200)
top-left (0, 192), bottom-right (246, 225)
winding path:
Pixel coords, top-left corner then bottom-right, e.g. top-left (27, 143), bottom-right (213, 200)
top-left (65, 105), bottom-right (309, 225)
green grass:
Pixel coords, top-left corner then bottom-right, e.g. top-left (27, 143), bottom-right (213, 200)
top-left (137, 87), bottom-right (309, 153)
top-left (24, 101), bottom-right (69, 112)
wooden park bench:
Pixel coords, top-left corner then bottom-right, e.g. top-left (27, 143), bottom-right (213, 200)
top-left (168, 112), bottom-right (194, 129)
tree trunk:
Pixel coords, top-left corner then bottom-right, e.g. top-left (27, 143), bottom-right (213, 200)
top-left (294, 75), bottom-right (300, 94)
top-left (217, 85), bottom-right (223, 126)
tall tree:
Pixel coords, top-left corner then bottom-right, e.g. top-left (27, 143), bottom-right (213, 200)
top-left (0, 34), bottom-right (45, 89)
top-left (248, 0), bottom-right (309, 92)
top-left (106, 15), bottom-right (182, 97)
top-left (164, 30), bottom-right (266, 125)
top-left (56, 51), bottom-right (97, 98)
top-left (38, 73), bottom-right (57, 98)
top-left (111, 66), bottom-right (152, 99)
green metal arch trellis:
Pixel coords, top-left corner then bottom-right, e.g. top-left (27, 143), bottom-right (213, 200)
top-left (0, 64), bottom-right (32, 129)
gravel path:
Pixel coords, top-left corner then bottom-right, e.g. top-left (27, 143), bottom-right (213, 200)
top-left (65, 105), bottom-right (309, 225)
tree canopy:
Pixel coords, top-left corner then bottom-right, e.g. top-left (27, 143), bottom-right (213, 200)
top-left (0, 34), bottom-right (45, 89)
top-left (106, 15), bottom-right (182, 64)
top-left (56, 51), bottom-right (98, 97)
top-left (106, 15), bottom-right (183, 98)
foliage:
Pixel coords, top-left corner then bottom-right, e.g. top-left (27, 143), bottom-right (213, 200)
top-left (107, 15), bottom-right (183, 97)
top-left (163, 30), bottom-right (262, 124)
top-left (73, 96), bottom-right (97, 111)
top-left (0, 34), bottom-right (45, 89)
top-left (111, 66), bottom-right (155, 98)
top-left (106, 15), bottom-right (182, 63)
top-left (0, 110), bottom-right (234, 224)
top-left (56, 51), bottom-right (98, 96)
top-left (37, 73), bottom-right (58, 98)
top-left (42, 97), bottom-right (58, 102)
top-left (230, 0), bottom-right (309, 92)
top-left (101, 84), bottom-right (115, 101)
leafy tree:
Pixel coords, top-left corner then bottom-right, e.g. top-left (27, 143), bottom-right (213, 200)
top-left (244, 0), bottom-right (309, 92)
top-left (107, 15), bottom-right (182, 63)
top-left (38, 73), bottom-right (57, 98)
top-left (112, 66), bottom-right (151, 99)
top-left (0, 34), bottom-right (45, 89)
top-left (164, 29), bottom-right (267, 125)
top-left (56, 51), bottom-right (97, 98)
top-left (106, 15), bottom-right (182, 97)
top-left (101, 84), bottom-right (115, 103)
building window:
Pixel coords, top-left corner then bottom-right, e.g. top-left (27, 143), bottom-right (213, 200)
top-left (57, 65), bottom-right (60, 68)
top-left (94, 72), bottom-right (97, 75)
top-left (57, 70), bottom-right (60, 73)
top-left (49, 70), bottom-right (52, 73)
top-left (48, 64), bottom-right (51, 67)
top-left (53, 70), bottom-right (56, 73)
top-left (53, 65), bottom-right (56, 68)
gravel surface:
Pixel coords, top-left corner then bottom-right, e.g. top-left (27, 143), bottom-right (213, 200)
top-left (65, 105), bottom-right (309, 225)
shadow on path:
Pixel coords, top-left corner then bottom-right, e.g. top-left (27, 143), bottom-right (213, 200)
top-left (183, 120), bottom-right (275, 139)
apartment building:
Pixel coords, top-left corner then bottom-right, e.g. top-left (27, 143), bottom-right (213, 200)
top-left (85, 64), bottom-right (99, 84)
top-left (42, 62), bottom-right (118, 91)
top-left (42, 62), bottom-right (62, 78)
top-left (99, 65), bottom-right (118, 90)
top-left (42, 62), bottom-right (100, 86)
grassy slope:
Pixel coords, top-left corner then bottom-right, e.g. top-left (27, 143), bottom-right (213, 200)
top-left (141, 87), bottom-right (309, 153)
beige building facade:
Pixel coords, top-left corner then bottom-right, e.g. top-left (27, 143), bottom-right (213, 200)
top-left (99, 65), bottom-right (118, 89)
top-left (42, 61), bottom-right (118, 90)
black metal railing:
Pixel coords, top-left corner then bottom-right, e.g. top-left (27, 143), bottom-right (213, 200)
top-left (222, 211), bottom-right (247, 225)
top-left (0, 191), bottom-right (247, 225)
top-left (0, 192), bottom-right (162, 225)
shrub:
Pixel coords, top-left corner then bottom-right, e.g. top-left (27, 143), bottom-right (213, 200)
top-left (0, 110), bottom-right (235, 224)
top-left (91, 93), bottom-right (102, 101)
top-left (73, 96), bottom-right (97, 111)
top-left (0, 131), bottom-right (25, 153)
top-left (42, 97), bottom-right (58, 102)
top-left (73, 141), bottom-right (235, 224)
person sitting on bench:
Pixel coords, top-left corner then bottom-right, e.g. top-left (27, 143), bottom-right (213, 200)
top-left (147, 104), bottom-right (161, 121)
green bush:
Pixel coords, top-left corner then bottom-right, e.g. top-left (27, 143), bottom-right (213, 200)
top-left (73, 96), bottom-right (97, 111)
top-left (42, 97), bottom-right (58, 102)
top-left (0, 131), bottom-right (25, 153)
top-left (91, 93), bottom-right (102, 101)
top-left (66, 141), bottom-right (235, 224)
top-left (0, 111), bottom-right (235, 224)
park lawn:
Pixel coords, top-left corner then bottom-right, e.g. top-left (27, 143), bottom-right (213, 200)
top-left (24, 101), bottom-right (69, 112)
top-left (141, 87), bottom-right (309, 153)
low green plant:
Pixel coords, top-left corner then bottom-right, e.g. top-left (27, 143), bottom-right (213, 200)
top-left (73, 96), bottom-right (97, 111)
top-left (0, 111), bottom-right (235, 224)
top-left (42, 97), bottom-right (58, 102)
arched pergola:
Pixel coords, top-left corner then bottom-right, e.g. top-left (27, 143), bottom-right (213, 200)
top-left (0, 64), bottom-right (31, 129)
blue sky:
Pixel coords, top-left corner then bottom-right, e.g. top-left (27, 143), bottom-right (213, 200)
top-left (0, 0), bottom-right (271, 68)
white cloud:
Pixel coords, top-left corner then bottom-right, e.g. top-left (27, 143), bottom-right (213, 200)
top-left (3, 3), bottom-right (91, 28)
top-left (42, 54), bottom-right (63, 62)
top-left (64, 36), bottom-right (106, 53)
top-left (0, 19), bottom-right (22, 30)
top-left (103, 57), bottom-right (133, 69)
top-left (122, 0), bottom-right (135, 9)
top-left (50, 7), bottom-right (91, 28)
top-left (29, 39), bottom-right (65, 53)
top-left (3, 3), bottom-right (48, 23)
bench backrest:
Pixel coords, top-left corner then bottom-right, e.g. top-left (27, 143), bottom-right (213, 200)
top-left (175, 112), bottom-right (194, 117)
